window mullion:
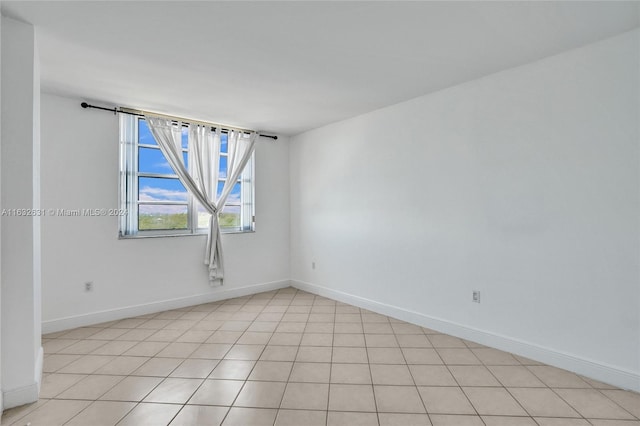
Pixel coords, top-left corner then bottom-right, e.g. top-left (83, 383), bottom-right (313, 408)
top-left (130, 116), bottom-right (139, 234)
top-left (241, 151), bottom-right (254, 231)
top-left (187, 134), bottom-right (196, 233)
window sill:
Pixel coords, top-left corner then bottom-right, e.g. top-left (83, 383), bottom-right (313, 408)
top-left (119, 229), bottom-right (255, 239)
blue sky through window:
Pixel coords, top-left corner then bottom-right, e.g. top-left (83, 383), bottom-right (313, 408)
top-left (221, 134), bottom-right (228, 153)
top-left (138, 147), bottom-right (188, 173)
top-left (138, 177), bottom-right (187, 202)
top-left (219, 156), bottom-right (227, 178)
top-left (138, 119), bottom-right (156, 146)
top-left (216, 181), bottom-right (241, 202)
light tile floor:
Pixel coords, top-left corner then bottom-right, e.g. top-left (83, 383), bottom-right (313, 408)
top-left (2, 287), bottom-right (639, 426)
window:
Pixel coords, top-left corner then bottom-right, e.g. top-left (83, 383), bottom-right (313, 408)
top-left (119, 115), bottom-right (255, 237)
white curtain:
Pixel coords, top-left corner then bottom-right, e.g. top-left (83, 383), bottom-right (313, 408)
top-left (145, 115), bottom-right (257, 283)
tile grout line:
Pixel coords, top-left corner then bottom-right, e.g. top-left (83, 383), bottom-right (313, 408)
top-left (390, 322), bottom-right (433, 425)
top-left (362, 305), bottom-right (382, 426)
top-left (424, 331), bottom-right (488, 425)
top-left (461, 341), bottom-right (539, 424)
top-left (325, 295), bottom-right (337, 426)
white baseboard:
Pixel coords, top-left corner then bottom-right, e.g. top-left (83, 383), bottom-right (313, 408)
top-left (2, 346), bottom-right (43, 410)
top-left (2, 383), bottom-right (39, 411)
top-left (42, 280), bottom-right (291, 334)
top-left (292, 279), bottom-right (640, 393)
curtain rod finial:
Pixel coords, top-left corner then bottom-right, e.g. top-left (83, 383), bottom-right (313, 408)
top-left (81, 102), bottom-right (89, 108)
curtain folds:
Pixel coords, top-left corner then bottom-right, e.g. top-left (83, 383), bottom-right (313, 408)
top-left (145, 115), bottom-right (257, 283)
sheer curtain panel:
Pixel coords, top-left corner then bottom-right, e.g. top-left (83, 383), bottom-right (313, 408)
top-left (145, 115), bottom-right (257, 284)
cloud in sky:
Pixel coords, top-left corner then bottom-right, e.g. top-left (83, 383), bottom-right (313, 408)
top-left (138, 181), bottom-right (242, 217)
top-left (224, 191), bottom-right (241, 204)
top-left (139, 186), bottom-right (188, 202)
top-left (153, 161), bottom-right (173, 171)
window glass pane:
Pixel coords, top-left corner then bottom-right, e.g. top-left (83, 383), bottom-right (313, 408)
top-left (138, 177), bottom-right (187, 202)
top-left (139, 148), bottom-right (187, 173)
top-left (196, 203), bottom-right (211, 229)
top-left (196, 202), bottom-right (240, 230)
top-left (216, 181), bottom-right (241, 201)
top-left (227, 181), bottom-right (241, 204)
top-left (138, 119), bottom-right (156, 146)
top-left (221, 133), bottom-right (228, 153)
top-left (181, 126), bottom-right (188, 149)
top-left (220, 205), bottom-right (240, 229)
top-left (217, 181), bottom-right (224, 199)
top-left (139, 204), bottom-right (188, 230)
top-left (139, 147), bottom-right (170, 174)
top-left (219, 155), bottom-right (227, 179)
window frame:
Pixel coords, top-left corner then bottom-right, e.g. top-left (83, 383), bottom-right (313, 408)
top-left (119, 114), bottom-right (255, 238)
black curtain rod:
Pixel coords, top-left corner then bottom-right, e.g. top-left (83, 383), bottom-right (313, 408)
top-left (81, 102), bottom-right (278, 140)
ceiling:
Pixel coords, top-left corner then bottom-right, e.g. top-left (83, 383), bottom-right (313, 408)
top-left (2, 1), bottom-right (638, 136)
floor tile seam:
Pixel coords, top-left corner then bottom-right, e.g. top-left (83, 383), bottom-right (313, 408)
top-left (59, 397), bottom-right (137, 426)
top-left (523, 365), bottom-right (597, 391)
top-left (47, 339), bottom-right (111, 355)
top-left (584, 386), bottom-right (640, 421)
top-left (2, 400), bottom-right (54, 426)
top-left (518, 365), bottom-right (597, 420)
top-left (357, 310), bottom-right (383, 426)
top-left (441, 363), bottom-right (492, 425)
top-left (550, 386), bottom-right (638, 421)
top-left (324, 298), bottom-right (338, 426)
top-left (31, 377), bottom-right (132, 426)
top-left (45, 373), bottom-right (128, 399)
top-left (451, 358), bottom-right (532, 418)
top-left (388, 321), bottom-right (436, 426)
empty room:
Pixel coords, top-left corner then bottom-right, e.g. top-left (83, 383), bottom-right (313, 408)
top-left (0, 1), bottom-right (638, 425)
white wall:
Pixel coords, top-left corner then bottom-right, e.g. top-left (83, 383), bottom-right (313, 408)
top-left (1, 16), bottom-right (42, 409)
top-left (40, 93), bottom-right (290, 331)
top-left (290, 30), bottom-right (640, 391)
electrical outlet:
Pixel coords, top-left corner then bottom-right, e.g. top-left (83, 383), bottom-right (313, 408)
top-left (85, 281), bottom-right (93, 292)
top-left (472, 290), bottom-right (480, 303)
top-left (311, 261), bottom-right (316, 270)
